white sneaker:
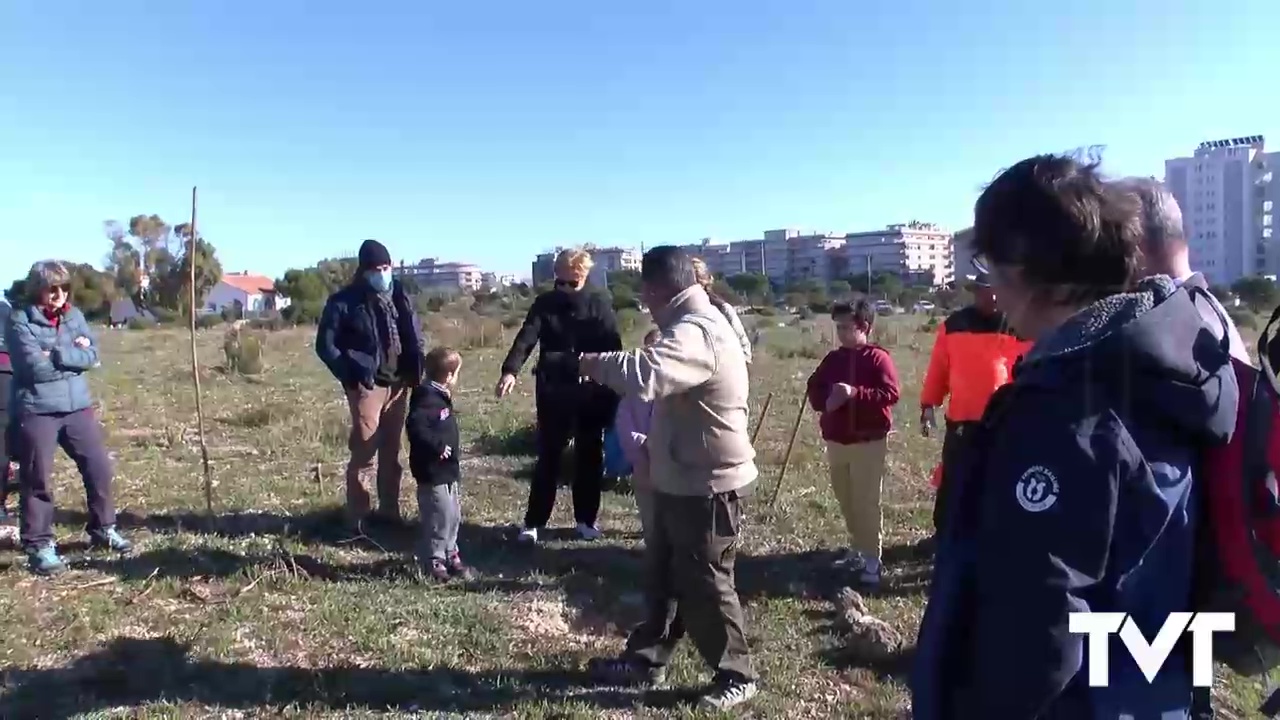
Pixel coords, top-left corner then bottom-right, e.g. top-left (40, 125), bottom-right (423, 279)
top-left (576, 523), bottom-right (602, 541)
top-left (517, 527), bottom-right (538, 545)
top-left (698, 680), bottom-right (759, 710)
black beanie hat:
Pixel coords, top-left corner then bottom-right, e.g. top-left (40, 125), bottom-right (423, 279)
top-left (358, 239), bottom-right (392, 270)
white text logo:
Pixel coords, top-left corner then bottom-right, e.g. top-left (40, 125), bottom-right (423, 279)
top-left (1068, 612), bottom-right (1234, 687)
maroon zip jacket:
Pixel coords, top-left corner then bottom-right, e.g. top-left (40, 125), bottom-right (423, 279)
top-left (805, 344), bottom-right (901, 444)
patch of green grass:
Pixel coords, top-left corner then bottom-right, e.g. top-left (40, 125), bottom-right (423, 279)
top-left (0, 321), bottom-right (1269, 718)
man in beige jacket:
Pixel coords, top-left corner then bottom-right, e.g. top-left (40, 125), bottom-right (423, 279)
top-left (541, 246), bottom-right (759, 711)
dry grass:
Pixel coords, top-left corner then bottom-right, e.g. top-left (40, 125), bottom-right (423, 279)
top-left (0, 316), bottom-right (1269, 718)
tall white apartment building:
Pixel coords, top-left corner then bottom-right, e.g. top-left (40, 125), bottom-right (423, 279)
top-left (1164, 135), bottom-right (1278, 285)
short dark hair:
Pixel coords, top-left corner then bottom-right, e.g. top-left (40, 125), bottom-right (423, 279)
top-left (1113, 176), bottom-right (1186, 256)
top-left (424, 346), bottom-right (462, 382)
top-left (972, 154), bottom-right (1142, 302)
top-left (640, 246), bottom-right (698, 293)
top-left (831, 299), bottom-right (875, 328)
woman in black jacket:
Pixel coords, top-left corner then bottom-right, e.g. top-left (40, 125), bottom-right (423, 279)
top-left (495, 248), bottom-right (622, 544)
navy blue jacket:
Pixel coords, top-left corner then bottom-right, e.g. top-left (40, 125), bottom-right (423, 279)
top-left (406, 382), bottom-right (461, 486)
top-left (912, 276), bottom-right (1239, 720)
top-left (5, 304), bottom-right (100, 416)
top-left (316, 278), bottom-right (424, 389)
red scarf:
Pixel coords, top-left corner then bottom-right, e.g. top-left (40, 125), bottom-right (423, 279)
top-left (41, 303), bottom-right (69, 329)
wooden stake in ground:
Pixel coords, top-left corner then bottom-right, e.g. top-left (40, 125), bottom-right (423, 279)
top-left (766, 394), bottom-right (808, 508)
top-left (750, 391), bottom-right (774, 445)
top-left (188, 186), bottom-right (214, 514)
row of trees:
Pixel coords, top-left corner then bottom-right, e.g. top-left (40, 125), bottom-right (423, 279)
top-left (4, 214), bottom-right (224, 322)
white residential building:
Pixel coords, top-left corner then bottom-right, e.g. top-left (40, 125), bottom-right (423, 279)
top-left (395, 258), bottom-right (484, 291)
top-left (1164, 135), bottom-right (1279, 284)
top-left (204, 272), bottom-right (291, 316)
top-left (837, 222), bottom-right (954, 287)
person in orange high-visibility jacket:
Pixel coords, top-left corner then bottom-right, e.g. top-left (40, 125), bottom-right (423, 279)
top-left (919, 274), bottom-right (1032, 540)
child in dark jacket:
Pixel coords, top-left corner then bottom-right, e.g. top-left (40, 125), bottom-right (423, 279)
top-left (805, 300), bottom-right (901, 587)
top-left (406, 347), bottom-right (473, 583)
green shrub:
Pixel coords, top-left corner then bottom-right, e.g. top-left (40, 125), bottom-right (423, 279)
top-left (152, 307), bottom-right (180, 325)
top-left (195, 313), bottom-right (223, 330)
top-left (223, 327), bottom-right (266, 375)
top-left (126, 316), bottom-right (157, 331)
top-left (283, 300), bottom-right (324, 325)
top-left (1229, 309), bottom-right (1258, 331)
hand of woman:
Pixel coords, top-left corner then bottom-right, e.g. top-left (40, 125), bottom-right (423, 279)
top-left (495, 373), bottom-right (516, 398)
top-left (74, 336), bottom-right (91, 348)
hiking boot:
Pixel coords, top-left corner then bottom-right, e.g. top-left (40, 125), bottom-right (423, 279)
top-left (26, 543), bottom-right (67, 576)
top-left (88, 526), bottom-right (133, 553)
top-left (575, 523), bottom-right (602, 541)
top-left (446, 553), bottom-right (475, 581)
top-left (516, 527), bottom-right (539, 545)
top-left (698, 679), bottom-right (759, 710)
top-left (425, 559), bottom-right (451, 583)
top-left (587, 657), bottom-right (666, 688)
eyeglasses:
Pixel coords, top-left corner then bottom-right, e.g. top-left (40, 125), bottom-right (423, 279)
top-left (48, 284), bottom-right (70, 295)
top-left (971, 255), bottom-right (990, 275)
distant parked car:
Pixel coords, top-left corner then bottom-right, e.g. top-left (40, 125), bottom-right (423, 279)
top-left (913, 300), bottom-right (936, 313)
top-left (874, 299), bottom-right (899, 316)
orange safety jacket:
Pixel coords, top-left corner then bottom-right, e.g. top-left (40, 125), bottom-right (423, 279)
top-left (920, 306), bottom-right (1032, 424)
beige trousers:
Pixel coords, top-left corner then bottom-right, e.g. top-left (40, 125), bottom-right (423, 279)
top-left (825, 439), bottom-right (888, 561)
top-left (345, 383), bottom-right (410, 522)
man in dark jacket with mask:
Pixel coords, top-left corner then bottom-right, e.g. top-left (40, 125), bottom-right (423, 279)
top-left (911, 155), bottom-right (1239, 719)
top-left (496, 248), bottom-right (622, 544)
top-left (316, 239), bottom-right (424, 531)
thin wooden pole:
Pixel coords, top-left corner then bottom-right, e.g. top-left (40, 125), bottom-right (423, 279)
top-left (750, 392), bottom-right (774, 445)
top-left (767, 395), bottom-right (807, 508)
top-left (189, 186), bottom-right (214, 514)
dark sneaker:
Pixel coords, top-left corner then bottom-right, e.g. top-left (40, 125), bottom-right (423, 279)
top-left (446, 554), bottom-right (475, 581)
top-left (698, 679), bottom-right (759, 710)
top-left (426, 559), bottom-right (452, 583)
top-left (575, 523), bottom-right (602, 541)
top-left (587, 657), bottom-right (666, 688)
top-left (26, 543), bottom-right (67, 576)
top-left (858, 559), bottom-right (882, 588)
top-left (88, 526), bottom-right (133, 553)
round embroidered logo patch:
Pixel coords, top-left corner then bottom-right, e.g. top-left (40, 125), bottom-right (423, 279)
top-left (1015, 465), bottom-right (1059, 513)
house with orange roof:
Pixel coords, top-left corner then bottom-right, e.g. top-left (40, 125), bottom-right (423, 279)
top-left (204, 271), bottom-right (291, 317)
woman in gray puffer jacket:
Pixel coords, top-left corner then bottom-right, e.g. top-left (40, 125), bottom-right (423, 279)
top-left (6, 261), bottom-right (132, 575)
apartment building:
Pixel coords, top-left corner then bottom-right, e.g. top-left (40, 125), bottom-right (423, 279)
top-left (951, 227), bottom-right (976, 283)
top-left (481, 272), bottom-right (517, 289)
top-left (681, 230), bottom-right (846, 286)
top-left (837, 222), bottom-right (954, 287)
top-left (530, 245), bottom-right (639, 287)
top-left (1164, 135), bottom-right (1279, 284)
top-left (395, 258), bottom-right (484, 291)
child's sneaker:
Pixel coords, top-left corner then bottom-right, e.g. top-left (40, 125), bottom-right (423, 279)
top-left (575, 523), bottom-right (602, 541)
top-left (587, 656), bottom-right (666, 688)
top-left (833, 549), bottom-right (864, 569)
top-left (698, 678), bottom-right (759, 710)
top-left (88, 526), bottom-right (133, 553)
top-left (516, 527), bottom-right (538, 545)
top-left (446, 553), bottom-right (474, 581)
top-left (858, 558), bottom-right (882, 588)
top-left (26, 543), bottom-right (67, 576)
top-left (426, 559), bottom-right (452, 583)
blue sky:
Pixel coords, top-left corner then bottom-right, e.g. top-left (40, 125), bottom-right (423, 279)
top-left (2, 0), bottom-right (1278, 286)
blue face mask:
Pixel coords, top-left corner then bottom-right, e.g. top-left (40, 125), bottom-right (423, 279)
top-left (366, 269), bottom-right (393, 293)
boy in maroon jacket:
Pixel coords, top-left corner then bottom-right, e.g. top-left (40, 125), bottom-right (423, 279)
top-left (805, 300), bottom-right (901, 586)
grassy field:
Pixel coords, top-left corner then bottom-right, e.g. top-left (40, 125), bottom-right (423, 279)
top-left (0, 313), bottom-right (1271, 719)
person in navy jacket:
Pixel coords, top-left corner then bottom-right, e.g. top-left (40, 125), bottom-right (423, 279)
top-left (316, 239), bottom-right (425, 531)
top-left (911, 155), bottom-right (1239, 719)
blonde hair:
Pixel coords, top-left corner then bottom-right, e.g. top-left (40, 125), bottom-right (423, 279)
top-left (691, 257), bottom-right (713, 288)
top-left (25, 260), bottom-right (72, 303)
top-left (554, 248), bottom-right (594, 285)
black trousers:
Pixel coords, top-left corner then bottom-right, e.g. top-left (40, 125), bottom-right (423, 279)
top-left (523, 380), bottom-right (618, 529)
top-left (932, 420), bottom-right (978, 538)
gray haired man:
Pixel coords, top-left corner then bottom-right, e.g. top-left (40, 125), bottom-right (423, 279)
top-left (1117, 176), bottom-right (1250, 363)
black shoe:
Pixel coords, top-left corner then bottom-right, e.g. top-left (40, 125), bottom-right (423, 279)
top-left (587, 657), bottom-right (666, 688)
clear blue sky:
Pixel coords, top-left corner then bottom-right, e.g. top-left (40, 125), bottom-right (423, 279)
top-left (2, 0), bottom-right (1278, 286)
